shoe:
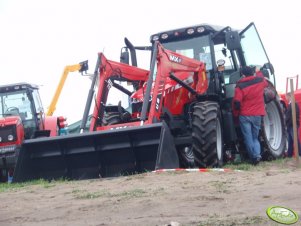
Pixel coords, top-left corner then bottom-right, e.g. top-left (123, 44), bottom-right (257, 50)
top-left (252, 157), bottom-right (261, 165)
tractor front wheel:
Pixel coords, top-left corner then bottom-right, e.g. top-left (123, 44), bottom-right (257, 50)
top-left (192, 101), bottom-right (223, 168)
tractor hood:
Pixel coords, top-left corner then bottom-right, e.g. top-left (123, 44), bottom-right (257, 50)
top-left (0, 116), bottom-right (22, 127)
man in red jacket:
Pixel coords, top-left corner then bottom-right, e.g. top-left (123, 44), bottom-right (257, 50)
top-left (232, 66), bottom-right (268, 165)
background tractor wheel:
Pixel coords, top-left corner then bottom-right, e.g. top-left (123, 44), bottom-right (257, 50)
top-left (192, 101), bottom-right (223, 168)
top-left (261, 98), bottom-right (286, 159)
top-left (177, 146), bottom-right (195, 168)
top-left (103, 112), bottom-right (122, 125)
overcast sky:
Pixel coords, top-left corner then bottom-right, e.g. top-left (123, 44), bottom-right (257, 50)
top-left (0, 0), bottom-right (300, 123)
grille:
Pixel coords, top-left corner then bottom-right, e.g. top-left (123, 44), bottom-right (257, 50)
top-left (0, 125), bottom-right (17, 143)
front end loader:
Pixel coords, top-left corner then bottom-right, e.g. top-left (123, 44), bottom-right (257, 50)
top-left (13, 42), bottom-right (209, 182)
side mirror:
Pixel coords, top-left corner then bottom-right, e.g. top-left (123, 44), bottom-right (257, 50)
top-left (225, 31), bottom-right (241, 50)
top-left (120, 48), bottom-right (130, 64)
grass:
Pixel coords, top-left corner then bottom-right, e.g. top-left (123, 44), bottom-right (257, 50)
top-left (0, 178), bottom-right (67, 193)
top-left (118, 169), bottom-right (150, 177)
top-left (72, 189), bottom-right (109, 199)
top-left (224, 162), bottom-right (253, 171)
top-left (72, 188), bottom-right (150, 200)
top-left (124, 173), bottom-right (147, 181)
top-left (224, 158), bottom-right (293, 171)
top-left (112, 188), bottom-right (147, 199)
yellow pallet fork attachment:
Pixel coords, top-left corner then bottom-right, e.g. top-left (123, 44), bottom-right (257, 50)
top-left (46, 61), bottom-right (88, 116)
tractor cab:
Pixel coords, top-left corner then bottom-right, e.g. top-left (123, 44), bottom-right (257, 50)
top-left (149, 23), bottom-right (276, 100)
top-left (0, 83), bottom-right (45, 139)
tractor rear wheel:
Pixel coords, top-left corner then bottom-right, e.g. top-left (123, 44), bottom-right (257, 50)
top-left (192, 101), bottom-right (223, 168)
top-left (261, 98), bottom-right (286, 159)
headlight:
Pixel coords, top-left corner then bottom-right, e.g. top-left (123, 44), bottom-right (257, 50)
top-left (152, 35), bottom-right (159, 41)
top-left (161, 33), bottom-right (168, 39)
top-left (197, 26), bottom-right (205, 33)
top-left (0, 137), bottom-right (2, 142)
top-left (8, 135), bottom-right (14, 141)
top-left (187, 28), bottom-right (195, 35)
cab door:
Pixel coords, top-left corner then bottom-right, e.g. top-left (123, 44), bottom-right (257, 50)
top-left (239, 22), bottom-right (276, 87)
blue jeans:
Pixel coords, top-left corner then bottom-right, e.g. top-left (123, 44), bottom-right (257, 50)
top-left (287, 126), bottom-right (301, 157)
top-left (239, 115), bottom-right (262, 161)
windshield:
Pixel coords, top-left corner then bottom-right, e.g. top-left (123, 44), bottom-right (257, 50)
top-left (0, 91), bottom-right (33, 120)
top-left (162, 35), bottom-right (213, 70)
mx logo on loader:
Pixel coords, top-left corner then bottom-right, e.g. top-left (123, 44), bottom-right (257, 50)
top-left (169, 54), bottom-right (182, 63)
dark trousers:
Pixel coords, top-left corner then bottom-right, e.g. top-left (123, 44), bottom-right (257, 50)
top-left (239, 115), bottom-right (262, 160)
top-left (287, 126), bottom-right (301, 157)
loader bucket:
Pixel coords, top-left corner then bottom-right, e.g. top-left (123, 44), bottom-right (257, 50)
top-left (13, 122), bottom-right (179, 182)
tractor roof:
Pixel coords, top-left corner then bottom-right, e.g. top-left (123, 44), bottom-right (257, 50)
top-left (150, 23), bottom-right (237, 43)
top-left (0, 82), bottom-right (39, 93)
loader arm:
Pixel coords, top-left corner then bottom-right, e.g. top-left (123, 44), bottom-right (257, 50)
top-left (146, 42), bottom-right (208, 123)
top-left (47, 61), bottom-right (88, 116)
top-left (89, 53), bottom-right (149, 131)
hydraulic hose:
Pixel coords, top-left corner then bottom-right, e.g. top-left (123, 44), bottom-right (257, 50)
top-left (79, 54), bottom-right (101, 133)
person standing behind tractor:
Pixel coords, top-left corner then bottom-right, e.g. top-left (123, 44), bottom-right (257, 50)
top-left (285, 92), bottom-right (301, 157)
top-left (232, 66), bottom-right (268, 165)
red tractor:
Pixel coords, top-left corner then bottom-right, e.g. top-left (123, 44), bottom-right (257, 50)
top-left (13, 22), bottom-right (286, 182)
top-left (0, 83), bottom-right (68, 182)
top-left (279, 75), bottom-right (301, 148)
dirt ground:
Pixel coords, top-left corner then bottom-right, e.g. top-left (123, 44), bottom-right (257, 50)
top-left (0, 159), bottom-right (300, 226)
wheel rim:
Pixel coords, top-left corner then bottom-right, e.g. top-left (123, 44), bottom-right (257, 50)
top-left (263, 101), bottom-right (282, 151)
top-left (177, 145), bottom-right (195, 168)
top-left (183, 147), bottom-right (194, 159)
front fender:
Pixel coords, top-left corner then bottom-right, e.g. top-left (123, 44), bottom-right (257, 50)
top-left (44, 116), bottom-right (58, 137)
